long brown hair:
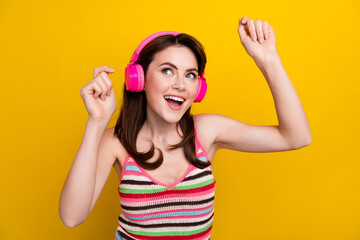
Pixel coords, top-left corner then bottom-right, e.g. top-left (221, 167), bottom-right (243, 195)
top-left (113, 33), bottom-right (211, 170)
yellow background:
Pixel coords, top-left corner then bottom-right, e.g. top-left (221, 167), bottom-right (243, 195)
top-left (1, 0), bottom-right (359, 239)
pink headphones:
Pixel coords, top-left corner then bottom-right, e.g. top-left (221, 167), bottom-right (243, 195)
top-left (124, 31), bottom-right (207, 102)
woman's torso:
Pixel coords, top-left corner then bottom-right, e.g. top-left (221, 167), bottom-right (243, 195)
top-left (110, 118), bottom-right (216, 239)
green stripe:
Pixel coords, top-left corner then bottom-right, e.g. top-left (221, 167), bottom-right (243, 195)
top-left (125, 221), bottom-right (212, 236)
top-left (173, 178), bottom-right (214, 190)
top-left (119, 187), bottom-right (167, 194)
top-left (119, 178), bottom-right (214, 194)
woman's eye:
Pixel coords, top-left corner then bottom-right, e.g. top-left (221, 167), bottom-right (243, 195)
top-left (187, 73), bottom-right (197, 79)
top-left (162, 68), bottom-right (173, 75)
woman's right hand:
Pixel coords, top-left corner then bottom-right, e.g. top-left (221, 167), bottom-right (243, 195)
top-left (80, 65), bottom-right (117, 124)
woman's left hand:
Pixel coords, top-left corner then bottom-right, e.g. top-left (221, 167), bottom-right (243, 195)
top-left (238, 16), bottom-right (278, 64)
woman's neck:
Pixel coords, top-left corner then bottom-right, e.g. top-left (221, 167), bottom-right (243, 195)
top-left (141, 110), bottom-right (183, 146)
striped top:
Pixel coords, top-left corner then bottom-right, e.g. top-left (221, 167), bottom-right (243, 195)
top-left (115, 129), bottom-right (216, 240)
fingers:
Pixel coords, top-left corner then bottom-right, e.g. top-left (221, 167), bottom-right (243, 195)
top-left (93, 65), bottom-right (115, 78)
top-left (254, 20), bottom-right (264, 43)
top-left (94, 72), bottom-right (113, 100)
top-left (91, 66), bottom-right (115, 101)
top-left (92, 81), bottom-right (104, 99)
top-left (262, 21), bottom-right (270, 40)
top-left (240, 16), bottom-right (249, 24)
top-left (239, 16), bottom-right (271, 44)
top-left (246, 19), bottom-right (257, 42)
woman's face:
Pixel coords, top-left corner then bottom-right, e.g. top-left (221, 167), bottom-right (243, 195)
top-left (144, 45), bottom-right (199, 123)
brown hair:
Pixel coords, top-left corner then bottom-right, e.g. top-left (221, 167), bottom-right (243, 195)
top-left (113, 33), bottom-right (211, 170)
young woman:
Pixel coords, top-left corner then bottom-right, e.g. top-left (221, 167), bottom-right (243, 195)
top-left (59, 16), bottom-right (311, 240)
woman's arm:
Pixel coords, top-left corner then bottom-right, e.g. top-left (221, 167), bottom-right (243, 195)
top-left (197, 16), bottom-right (311, 154)
top-left (255, 51), bottom-right (311, 148)
top-left (59, 120), bottom-right (116, 228)
top-left (59, 66), bottom-right (118, 228)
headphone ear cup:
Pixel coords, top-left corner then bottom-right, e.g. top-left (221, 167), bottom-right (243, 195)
top-left (133, 64), bottom-right (145, 91)
top-left (194, 77), bottom-right (207, 102)
top-left (125, 63), bottom-right (145, 92)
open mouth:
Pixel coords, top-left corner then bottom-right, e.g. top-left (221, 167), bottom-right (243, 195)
top-left (164, 95), bottom-right (185, 108)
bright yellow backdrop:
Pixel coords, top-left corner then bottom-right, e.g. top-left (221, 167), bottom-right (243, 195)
top-left (1, 0), bottom-right (359, 239)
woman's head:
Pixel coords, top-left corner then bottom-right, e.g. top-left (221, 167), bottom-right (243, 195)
top-left (123, 33), bottom-right (207, 123)
top-left (114, 32), bottom-right (211, 170)
top-left (135, 33), bottom-right (207, 82)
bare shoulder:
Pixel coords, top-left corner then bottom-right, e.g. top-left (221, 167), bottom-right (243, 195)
top-left (193, 113), bottom-right (224, 163)
top-left (193, 113), bottom-right (228, 136)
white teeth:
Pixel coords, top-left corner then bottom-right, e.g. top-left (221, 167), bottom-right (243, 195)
top-left (164, 95), bottom-right (185, 103)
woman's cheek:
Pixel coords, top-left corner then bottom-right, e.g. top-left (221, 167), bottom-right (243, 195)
top-left (190, 80), bottom-right (199, 98)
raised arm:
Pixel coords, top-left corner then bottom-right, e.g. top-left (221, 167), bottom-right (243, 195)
top-left (59, 66), bottom-right (118, 227)
top-left (197, 17), bottom-right (311, 154)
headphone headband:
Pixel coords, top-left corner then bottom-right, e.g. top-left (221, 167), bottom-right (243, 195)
top-left (130, 31), bottom-right (180, 63)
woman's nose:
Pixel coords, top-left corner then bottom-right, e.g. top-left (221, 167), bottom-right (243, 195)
top-left (172, 74), bottom-right (185, 91)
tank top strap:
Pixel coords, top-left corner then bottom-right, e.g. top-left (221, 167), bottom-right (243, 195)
top-left (119, 152), bottom-right (143, 183)
top-left (193, 115), bottom-right (210, 163)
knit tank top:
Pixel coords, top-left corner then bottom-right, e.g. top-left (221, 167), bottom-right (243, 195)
top-left (114, 126), bottom-right (216, 240)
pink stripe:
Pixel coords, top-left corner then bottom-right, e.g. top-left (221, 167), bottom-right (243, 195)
top-left (120, 193), bottom-right (214, 207)
top-left (191, 186), bottom-right (215, 197)
top-left (126, 162), bottom-right (139, 167)
top-left (120, 193), bottom-right (215, 208)
top-left (120, 187), bottom-right (215, 203)
top-left (123, 202), bottom-right (214, 217)
top-left (122, 208), bottom-right (214, 222)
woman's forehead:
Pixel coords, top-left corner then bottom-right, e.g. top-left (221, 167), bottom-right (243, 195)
top-left (153, 46), bottom-right (197, 68)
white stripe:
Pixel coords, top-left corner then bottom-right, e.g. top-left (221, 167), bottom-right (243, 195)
top-left (120, 184), bottom-right (165, 191)
top-left (186, 166), bottom-right (212, 177)
top-left (121, 175), bottom-right (152, 182)
top-left (176, 174), bottom-right (214, 187)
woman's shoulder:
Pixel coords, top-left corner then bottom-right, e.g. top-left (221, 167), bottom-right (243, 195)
top-left (193, 113), bottom-right (227, 133)
top-left (193, 113), bottom-right (225, 162)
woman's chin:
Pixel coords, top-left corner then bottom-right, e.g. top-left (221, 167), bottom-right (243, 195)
top-left (163, 114), bottom-right (183, 123)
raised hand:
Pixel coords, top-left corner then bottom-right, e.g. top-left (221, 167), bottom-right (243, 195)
top-left (79, 65), bottom-right (117, 124)
top-left (238, 16), bottom-right (278, 63)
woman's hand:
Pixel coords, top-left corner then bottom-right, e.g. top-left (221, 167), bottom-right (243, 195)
top-left (238, 16), bottom-right (277, 64)
top-left (80, 65), bottom-right (117, 124)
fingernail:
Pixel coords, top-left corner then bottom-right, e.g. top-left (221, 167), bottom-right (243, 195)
top-left (252, 36), bottom-right (257, 41)
top-left (110, 68), bottom-right (115, 72)
top-left (265, 34), bottom-right (268, 40)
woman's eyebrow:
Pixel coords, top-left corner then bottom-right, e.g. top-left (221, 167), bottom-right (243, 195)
top-left (159, 62), bottom-right (198, 73)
